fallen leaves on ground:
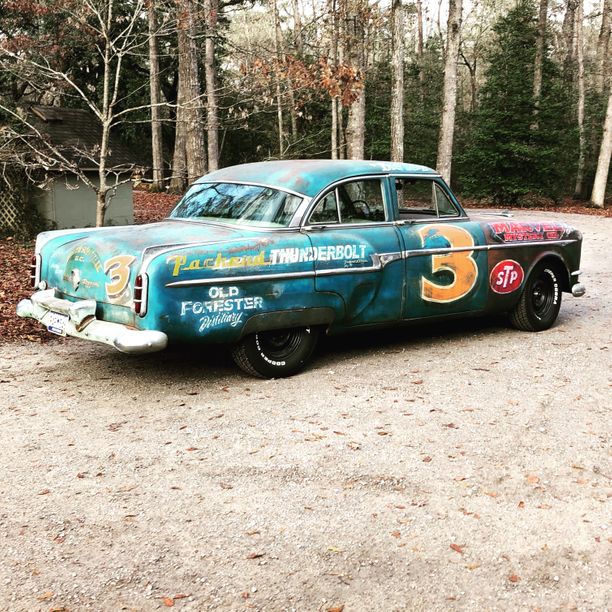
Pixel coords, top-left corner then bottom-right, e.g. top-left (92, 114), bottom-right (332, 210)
top-left (450, 543), bottom-right (464, 554)
top-left (508, 574), bottom-right (521, 583)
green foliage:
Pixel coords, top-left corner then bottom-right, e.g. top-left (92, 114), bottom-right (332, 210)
top-left (457, 0), bottom-right (577, 203)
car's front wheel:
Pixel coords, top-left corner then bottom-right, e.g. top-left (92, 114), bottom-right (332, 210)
top-left (509, 261), bottom-right (562, 332)
top-left (232, 327), bottom-right (319, 378)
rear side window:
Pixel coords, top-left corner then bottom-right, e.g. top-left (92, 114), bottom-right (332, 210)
top-left (396, 179), bottom-right (459, 219)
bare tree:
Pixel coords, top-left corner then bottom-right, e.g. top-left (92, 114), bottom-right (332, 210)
top-left (0, 0), bottom-right (150, 226)
top-left (574, 0), bottom-right (586, 199)
top-left (436, 0), bottom-right (463, 184)
top-left (390, 0), bottom-right (405, 162)
top-left (148, 0), bottom-right (165, 190)
top-left (590, 87), bottom-right (612, 208)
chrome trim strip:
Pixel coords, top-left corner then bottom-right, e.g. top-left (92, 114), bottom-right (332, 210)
top-left (162, 217), bottom-right (308, 232)
top-left (165, 270), bottom-right (316, 288)
top-left (191, 179), bottom-right (309, 199)
top-left (163, 240), bottom-right (577, 288)
top-left (571, 269), bottom-right (581, 276)
top-left (164, 250), bottom-right (405, 287)
top-left (403, 239), bottom-right (577, 258)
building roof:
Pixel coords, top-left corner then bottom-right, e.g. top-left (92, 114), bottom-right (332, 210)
top-left (28, 105), bottom-right (137, 170)
top-left (197, 160), bottom-right (439, 197)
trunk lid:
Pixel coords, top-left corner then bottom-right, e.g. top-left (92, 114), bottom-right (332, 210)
top-left (42, 221), bottom-right (249, 312)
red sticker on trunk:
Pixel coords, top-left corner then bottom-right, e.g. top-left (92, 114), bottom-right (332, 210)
top-left (490, 260), bottom-right (524, 294)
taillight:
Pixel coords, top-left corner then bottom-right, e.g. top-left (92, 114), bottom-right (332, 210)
top-left (30, 254), bottom-right (40, 288)
top-left (133, 273), bottom-right (147, 316)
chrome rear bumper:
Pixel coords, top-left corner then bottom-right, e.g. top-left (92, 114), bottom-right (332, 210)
top-left (16, 289), bottom-right (167, 355)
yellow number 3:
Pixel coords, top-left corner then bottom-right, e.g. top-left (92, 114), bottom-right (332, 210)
top-left (104, 255), bottom-right (136, 300)
top-left (417, 225), bottom-right (478, 303)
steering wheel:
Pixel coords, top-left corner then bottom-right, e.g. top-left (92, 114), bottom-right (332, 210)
top-left (351, 199), bottom-right (371, 219)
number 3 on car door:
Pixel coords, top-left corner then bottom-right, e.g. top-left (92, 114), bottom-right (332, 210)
top-left (417, 224), bottom-right (478, 303)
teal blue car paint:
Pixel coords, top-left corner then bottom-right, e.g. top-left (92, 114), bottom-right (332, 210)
top-left (18, 160), bottom-right (584, 374)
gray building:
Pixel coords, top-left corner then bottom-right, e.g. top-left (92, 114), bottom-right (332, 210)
top-left (1, 105), bottom-right (137, 231)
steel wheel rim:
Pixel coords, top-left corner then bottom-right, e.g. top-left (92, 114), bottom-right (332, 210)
top-left (257, 329), bottom-right (302, 359)
top-left (531, 272), bottom-right (555, 318)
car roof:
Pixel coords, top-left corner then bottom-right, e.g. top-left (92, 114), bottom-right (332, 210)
top-left (195, 160), bottom-right (438, 198)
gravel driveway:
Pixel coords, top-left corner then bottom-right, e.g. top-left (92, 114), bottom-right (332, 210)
top-left (1, 211), bottom-right (610, 611)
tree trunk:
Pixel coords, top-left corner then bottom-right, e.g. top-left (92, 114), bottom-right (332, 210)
top-left (345, 0), bottom-right (366, 160)
top-left (595, 0), bottom-right (611, 94)
top-left (291, 0), bottom-right (304, 56)
top-left (272, 0), bottom-right (285, 157)
top-left (329, 0), bottom-right (339, 158)
top-left (170, 56), bottom-right (187, 191)
top-left (416, 0), bottom-right (425, 96)
top-left (331, 96), bottom-right (338, 159)
top-left (179, 0), bottom-right (206, 184)
top-left (574, 0), bottom-right (586, 199)
top-left (96, 5), bottom-right (113, 228)
top-left (590, 87), bottom-right (612, 208)
top-left (204, 0), bottom-right (219, 171)
top-left (390, 0), bottom-right (404, 162)
top-left (436, 0), bottom-right (462, 184)
top-left (148, 0), bottom-right (164, 190)
top-left (346, 89), bottom-right (365, 159)
top-left (562, 0), bottom-right (578, 67)
top-left (532, 0), bottom-right (548, 125)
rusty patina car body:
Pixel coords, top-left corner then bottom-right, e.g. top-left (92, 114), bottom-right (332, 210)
top-left (17, 160), bottom-right (585, 377)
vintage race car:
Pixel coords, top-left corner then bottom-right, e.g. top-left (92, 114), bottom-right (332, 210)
top-left (17, 160), bottom-right (585, 377)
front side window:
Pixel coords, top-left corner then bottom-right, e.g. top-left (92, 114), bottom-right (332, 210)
top-left (170, 182), bottom-right (303, 228)
top-left (396, 178), bottom-right (459, 218)
top-left (308, 179), bottom-right (387, 225)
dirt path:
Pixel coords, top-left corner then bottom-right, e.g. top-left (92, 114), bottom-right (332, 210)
top-left (1, 212), bottom-right (610, 611)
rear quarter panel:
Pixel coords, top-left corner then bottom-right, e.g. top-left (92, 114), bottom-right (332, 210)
top-left (480, 219), bottom-right (582, 312)
top-left (139, 232), bottom-right (344, 343)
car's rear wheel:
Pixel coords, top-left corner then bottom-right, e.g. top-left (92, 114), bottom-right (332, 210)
top-left (232, 327), bottom-right (319, 378)
top-left (509, 261), bottom-right (562, 332)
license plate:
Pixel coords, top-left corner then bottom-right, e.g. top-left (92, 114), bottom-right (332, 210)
top-left (46, 311), bottom-right (68, 336)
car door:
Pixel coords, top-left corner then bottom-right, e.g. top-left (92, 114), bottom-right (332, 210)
top-left (303, 176), bottom-right (405, 326)
top-left (393, 176), bottom-right (488, 319)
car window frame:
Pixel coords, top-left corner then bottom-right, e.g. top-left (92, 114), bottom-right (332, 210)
top-left (389, 174), bottom-right (468, 223)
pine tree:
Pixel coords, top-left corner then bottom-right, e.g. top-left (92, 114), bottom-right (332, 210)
top-left (459, 0), bottom-right (576, 203)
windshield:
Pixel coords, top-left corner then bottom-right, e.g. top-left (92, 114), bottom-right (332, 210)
top-left (169, 182), bottom-right (303, 228)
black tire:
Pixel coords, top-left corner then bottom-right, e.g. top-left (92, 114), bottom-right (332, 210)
top-left (232, 327), bottom-right (319, 378)
top-left (509, 262), bottom-right (562, 332)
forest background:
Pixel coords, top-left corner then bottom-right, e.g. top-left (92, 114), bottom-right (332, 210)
top-left (0, 0), bottom-right (610, 227)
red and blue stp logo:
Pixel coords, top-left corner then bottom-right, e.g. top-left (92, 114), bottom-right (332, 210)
top-left (490, 259), bottom-right (524, 294)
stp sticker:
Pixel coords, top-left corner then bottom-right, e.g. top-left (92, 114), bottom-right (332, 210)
top-left (490, 260), bottom-right (524, 294)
